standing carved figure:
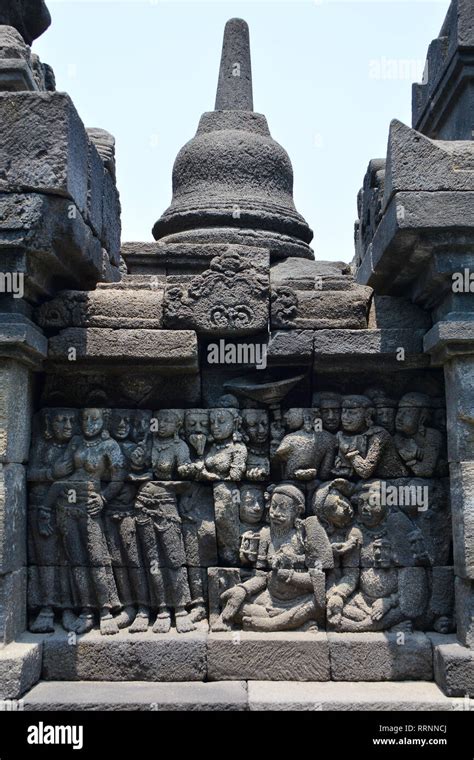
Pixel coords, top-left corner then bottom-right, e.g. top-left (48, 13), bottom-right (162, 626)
top-left (135, 481), bottom-right (195, 633)
top-left (28, 408), bottom-right (77, 633)
top-left (45, 408), bottom-right (124, 635)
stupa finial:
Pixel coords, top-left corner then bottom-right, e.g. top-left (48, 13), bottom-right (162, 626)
top-left (214, 18), bottom-right (253, 111)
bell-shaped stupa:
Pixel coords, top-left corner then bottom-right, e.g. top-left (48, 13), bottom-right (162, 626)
top-left (152, 18), bottom-right (314, 260)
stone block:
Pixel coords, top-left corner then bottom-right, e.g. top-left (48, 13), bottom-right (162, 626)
top-left (0, 92), bottom-right (89, 214)
top-left (41, 629), bottom-right (207, 682)
top-left (432, 637), bottom-right (474, 697)
top-left (271, 286), bottom-right (371, 330)
top-left (36, 283), bottom-right (164, 329)
top-left (247, 680), bottom-right (457, 711)
top-left (368, 295), bottom-right (432, 330)
top-left (207, 632), bottom-right (330, 681)
top-left (449, 462), bottom-right (474, 579)
top-left (328, 633), bottom-right (433, 681)
top-left (384, 121), bottom-right (474, 209)
top-left (0, 568), bottom-right (27, 645)
top-left (164, 248), bottom-right (269, 337)
top-left (0, 359), bottom-right (32, 463)
top-left (23, 680), bottom-right (248, 711)
top-left (0, 463), bottom-right (26, 574)
top-left (455, 577), bottom-right (474, 647)
top-left (0, 638), bottom-right (42, 699)
top-left (267, 330), bottom-right (313, 364)
top-left (47, 328), bottom-right (198, 371)
top-left (101, 166), bottom-right (121, 265)
top-left (0, 193), bottom-right (106, 299)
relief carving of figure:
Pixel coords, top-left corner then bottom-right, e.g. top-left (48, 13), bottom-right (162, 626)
top-left (151, 409), bottom-right (193, 480)
top-left (333, 395), bottom-right (407, 479)
top-left (273, 408), bottom-right (335, 481)
top-left (241, 406), bottom-right (270, 481)
top-left (134, 481), bottom-right (195, 633)
top-left (44, 408), bottom-right (125, 635)
top-left (214, 484), bottom-right (328, 632)
top-left (27, 408), bottom-right (77, 633)
top-left (327, 480), bottom-right (430, 632)
top-left (104, 410), bottom-right (151, 633)
top-left (394, 393), bottom-right (443, 477)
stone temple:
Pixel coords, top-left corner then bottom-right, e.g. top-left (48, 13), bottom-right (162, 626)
top-left (0, 0), bottom-right (473, 711)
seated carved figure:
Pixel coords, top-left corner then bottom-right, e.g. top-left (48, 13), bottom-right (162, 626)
top-left (274, 408), bottom-right (335, 481)
top-left (327, 480), bottom-right (430, 632)
top-left (215, 484), bottom-right (329, 632)
top-left (394, 393), bottom-right (443, 477)
top-left (333, 395), bottom-right (407, 479)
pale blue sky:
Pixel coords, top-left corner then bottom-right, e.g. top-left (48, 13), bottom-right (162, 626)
top-left (35, 0), bottom-right (449, 261)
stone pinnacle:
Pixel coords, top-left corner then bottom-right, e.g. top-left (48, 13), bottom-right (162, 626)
top-left (214, 18), bottom-right (253, 111)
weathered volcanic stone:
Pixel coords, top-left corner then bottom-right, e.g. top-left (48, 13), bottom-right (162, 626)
top-left (41, 629), bottom-right (207, 682)
top-left (383, 121), bottom-right (474, 208)
top-left (0, 567), bottom-right (27, 645)
top-left (24, 680), bottom-right (248, 711)
top-left (0, 463), bottom-right (26, 574)
top-left (0, 638), bottom-right (42, 699)
top-left (0, 359), bottom-right (32, 463)
top-left (431, 635), bottom-right (474, 697)
top-left (449, 462), bottom-right (474, 579)
top-left (247, 681), bottom-right (458, 711)
top-left (328, 633), bottom-right (433, 681)
top-left (207, 632), bottom-right (330, 681)
top-left (47, 328), bottom-right (198, 371)
top-left (0, 2), bottom-right (51, 46)
top-left (0, 92), bottom-right (89, 214)
top-left (36, 281), bottom-right (164, 329)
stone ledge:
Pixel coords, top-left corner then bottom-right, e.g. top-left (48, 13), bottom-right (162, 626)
top-left (432, 637), bottom-right (474, 697)
top-left (328, 632), bottom-right (433, 681)
top-left (47, 328), bottom-right (198, 372)
top-left (39, 629), bottom-right (207, 682)
top-left (23, 680), bottom-right (248, 711)
top-left (247, 680), bottom-right (463, 711)
top-left (207, 632), bottom-right (330, 681)
top-left (0, 638), bottom-right (42, 699)
top-left (19, 679), bottom-right (465, 711)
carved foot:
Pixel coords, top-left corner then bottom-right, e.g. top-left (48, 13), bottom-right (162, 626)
top-left (175, 610), bottom-right (195, 633)
top-left (75, 612), bottom-right (95, 635)
top-left (30, 608), bottom-right (55, 633)
top-left (100, 610), bottom-right (119, 636)
top-left (61, 609), bottom-right (78, 632)
top-left (189, 604), bottom-right (207, 624)
top-left (114, 606), bottom-right (136, 629)
top-left (212, 615), bottom-right (232, 632)
top-left (129, 610), bottom-right (150, 634)
top-left (152, 611), bottom-right (171, 634)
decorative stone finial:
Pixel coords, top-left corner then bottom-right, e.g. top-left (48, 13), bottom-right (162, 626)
top-left (0, 0), bottom-right (51, 46)
top-left (215, 18), bottom-right (253, 111)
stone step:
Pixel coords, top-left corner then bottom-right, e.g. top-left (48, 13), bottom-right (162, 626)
top-left (22, 680), bottom-right (248, 711)
top-left (33, 629), bottom-right (436, 683)
top-left (21, 680), bottom-right (464, 711)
